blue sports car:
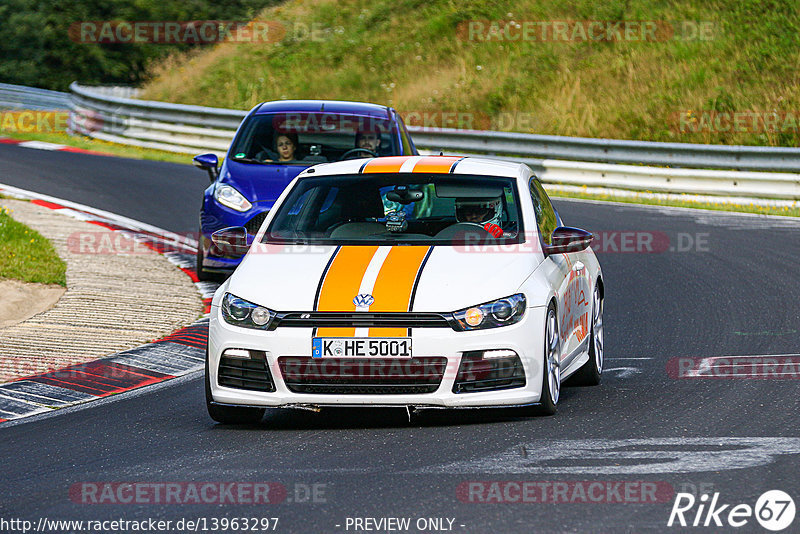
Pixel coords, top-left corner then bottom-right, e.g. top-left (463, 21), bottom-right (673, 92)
top-left (193, 100), bottom-right (418, 280)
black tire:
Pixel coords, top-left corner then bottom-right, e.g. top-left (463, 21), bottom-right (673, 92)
top-left (566, 284), bottom-right (603, 387)
top-left (196, 243), bottom-right (217, 282)
top-left (524, 302), bottom-right (560, 416)
top-left (205, 352), bottom-right (265, 425)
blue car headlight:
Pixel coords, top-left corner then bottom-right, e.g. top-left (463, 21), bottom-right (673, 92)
top-left (452, 294), bottom-right (526, 331)
top-left (221, 293), bottom-right (274, 329)
top-left (214, 184), bottom-right (252, 212)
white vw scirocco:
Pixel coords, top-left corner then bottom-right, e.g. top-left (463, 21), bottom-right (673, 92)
top-left (206, 155), bottom-right (604, 423)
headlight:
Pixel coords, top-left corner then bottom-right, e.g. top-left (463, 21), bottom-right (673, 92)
top-left (221, 293), bottom-right (274, 329)
top-left (214, 184), bottom-right (252, 212)
top-left (452, 294), bottom-right (526, 331)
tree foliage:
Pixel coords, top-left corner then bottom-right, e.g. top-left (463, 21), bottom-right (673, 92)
top-left (0, 0), bottom-right (276, 90)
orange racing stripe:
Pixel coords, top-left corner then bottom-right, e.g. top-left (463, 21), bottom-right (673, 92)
top-left (361, 156), bottom-right (413, 173)
top-left (315, 246), bottom-right (379, 336)
top-left (411, 156), bottom-right (463, 174)
top-left (367, 246), bottom-right (431, 337)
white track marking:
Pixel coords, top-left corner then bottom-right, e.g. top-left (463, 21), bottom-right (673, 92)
top-left (17, 140), bottom-right (68, 150)
top-left (417, 438), bottom-right (800, 475)
top-left (603, 366), bottom-right (641, 378)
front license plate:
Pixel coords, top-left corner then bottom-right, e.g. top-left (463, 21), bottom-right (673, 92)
top-left (312, 338), bottom-right (412, 358)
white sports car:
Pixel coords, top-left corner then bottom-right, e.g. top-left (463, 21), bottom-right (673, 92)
top-left (206, 155), bottom-right (604, 423)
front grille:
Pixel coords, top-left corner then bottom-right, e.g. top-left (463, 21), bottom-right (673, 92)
top-left (271, 312), bottom-right (452, 330)
top-left (453, 351), bottom-right (526, 393)
top-left (244, 211), bottom-right (269, 234)
top-left (278, 356), bottom-right (447, 394)
top-left (218, 350), bottom-right (275, 392)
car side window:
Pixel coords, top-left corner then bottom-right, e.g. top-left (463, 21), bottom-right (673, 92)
top-left (529, 178), bottom-right (558, 245)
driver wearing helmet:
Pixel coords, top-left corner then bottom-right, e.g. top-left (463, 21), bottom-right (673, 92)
top-left (455, 196), bottom-right (503, 227)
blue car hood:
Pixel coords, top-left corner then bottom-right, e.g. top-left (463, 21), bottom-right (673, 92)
top-left (221, 160), bottom-right (309, 208)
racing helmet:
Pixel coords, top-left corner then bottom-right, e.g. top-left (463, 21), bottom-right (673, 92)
top-left (455, 196), bottom-right (503, 227)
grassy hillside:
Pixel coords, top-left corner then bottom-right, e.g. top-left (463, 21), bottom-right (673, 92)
top-left (141, 0), bottom-right (800, 146)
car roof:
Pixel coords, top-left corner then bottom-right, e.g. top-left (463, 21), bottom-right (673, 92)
top-left (298, 155), bottom-right (527, 179)
top-left (254, 100), bottom-right (393, 119)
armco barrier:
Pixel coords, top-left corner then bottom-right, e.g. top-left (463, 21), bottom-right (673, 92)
top-left (0, 83), bottom-right (71, 111)
top-left (14, 82), bottom-right (790, 200)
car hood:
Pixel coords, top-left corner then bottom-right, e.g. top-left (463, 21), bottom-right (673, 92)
top-left (227, 244), bottom-right (538, 312)
top-left (223, 160), bottom-right (308, 206)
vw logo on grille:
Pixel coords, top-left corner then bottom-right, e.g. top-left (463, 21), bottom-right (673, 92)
top-left (353, 293), bottom-right (375, 307)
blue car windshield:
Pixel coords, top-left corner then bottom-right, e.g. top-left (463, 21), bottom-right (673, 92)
top-left (262, 173), bottom-right (524, 246)
top-left (229, 113), bottom-right (400, 164)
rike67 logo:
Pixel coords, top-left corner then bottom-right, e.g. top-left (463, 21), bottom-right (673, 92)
top-left (668, 490), bottom-right (795, 531)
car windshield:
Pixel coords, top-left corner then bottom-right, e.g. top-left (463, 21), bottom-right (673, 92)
top-left (262, 173), bottom-right (524, 246)
top-left (228, 113), bottom-right (400, 165)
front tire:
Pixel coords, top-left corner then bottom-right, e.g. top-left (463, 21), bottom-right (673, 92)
top-left (525, 302), bottom-right (561, 416)
top-left (205, 352), bottom-right (265, 425)
top-left (196, 242), bottom-right (217, 282)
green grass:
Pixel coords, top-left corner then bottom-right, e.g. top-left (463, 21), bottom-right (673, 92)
top-left (0, 205), bottom-right (67, 286)
top-left (140, 0), bottom-right (800, 147)
top-left (548, 187), bottom-right (800, 217)
top-left (0, 131), bottom-right (194, 165)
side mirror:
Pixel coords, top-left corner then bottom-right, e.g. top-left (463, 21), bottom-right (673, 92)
top-left (543, 226), bottom-right (594, 255)
top-left (193, 153), bottom-right (219, 182)
top-left (211, 226), bottom-right (249, 257)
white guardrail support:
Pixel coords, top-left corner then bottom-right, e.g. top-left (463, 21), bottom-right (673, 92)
top-left (7, 82), bottom-right (800, 201)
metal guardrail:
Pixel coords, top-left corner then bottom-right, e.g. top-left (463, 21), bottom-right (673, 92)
top-left (0, 83), bottom-right (71, 111)
top-left (68, 82), bottom-right (244, 156)
top-left (63, 83), bottom-right (800, 200)
top-left (409, 129), bottom-right (800, 173)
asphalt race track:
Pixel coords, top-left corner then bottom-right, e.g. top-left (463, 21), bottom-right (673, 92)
top-left (1, 144), bottom-right (799, 532)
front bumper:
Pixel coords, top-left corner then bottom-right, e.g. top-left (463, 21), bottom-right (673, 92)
top-left (207, 306), bottom-right (547, 408)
